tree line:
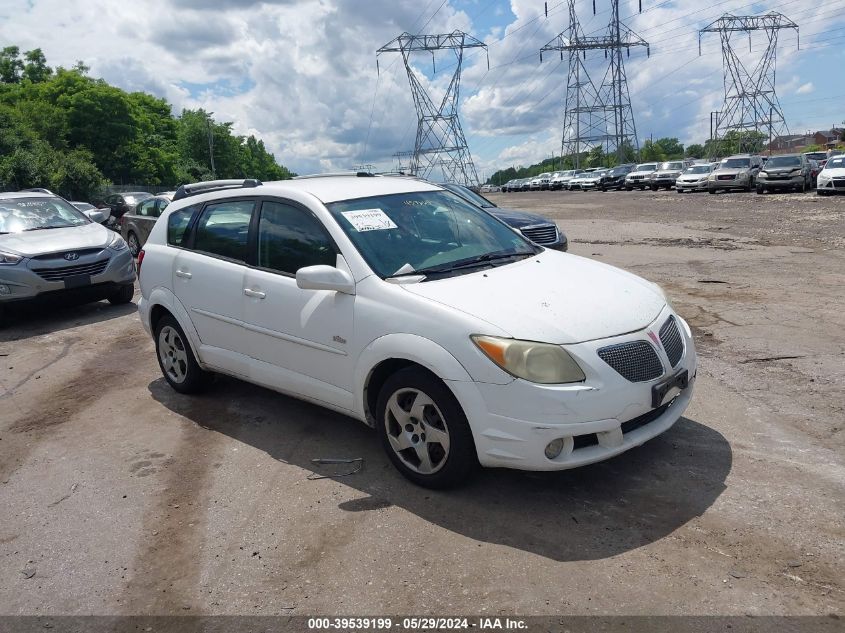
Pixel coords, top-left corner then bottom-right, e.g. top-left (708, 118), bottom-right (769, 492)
top-left (0, 46), bottom-right (294, 200)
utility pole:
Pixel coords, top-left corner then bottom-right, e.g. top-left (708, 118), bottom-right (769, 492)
top-left (206, 112), bottom-right (216, 179)
top-left (377, 31), bottom-right (488, 186)
top-left (700, 12), bottom-right (798, 159)
top-left (541, 0), bottom-right (648, 167)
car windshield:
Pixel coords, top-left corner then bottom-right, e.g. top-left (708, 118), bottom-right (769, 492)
top-left (326, 190), bottom-right (538, 280)
top-left (685, 165), bottom-right (711, 174)
top-left (721, 158), bottom-right (751, 168)
top-left (444, 184), bottom-right (495, 209)
top-left (0, 197), bottom-right (89, 234)
top-left (124, 193), bottom-right (152, 205)
top-left (766, 156), bottom-right (801, 168)
top-left (825, 157), bottom-right (845, 169)
top-left (636, 163), bottom-right (658, 171)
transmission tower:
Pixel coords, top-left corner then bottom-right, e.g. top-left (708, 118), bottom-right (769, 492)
top-left (377, 31), bottom-right (488, 186)
top-left (542, 0), bottom-right (648, 166)
top-left (700, 12), bottom-right (798, 158)
top-left (392, 151), bottom-right (415, 173)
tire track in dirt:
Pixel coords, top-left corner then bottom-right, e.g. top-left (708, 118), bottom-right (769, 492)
top-left (1, 327), bottom-right (149, 484)
top-left (119, 388), bottom-right (226, 614)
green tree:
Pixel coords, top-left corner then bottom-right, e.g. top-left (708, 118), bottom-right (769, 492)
top-left (685, 143), bottom-right (705, 159)
top-left (0, 46), bottom-right (23, 83)
top-left (22, 48), bottom-right (52, 83)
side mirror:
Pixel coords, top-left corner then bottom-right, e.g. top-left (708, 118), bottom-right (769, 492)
top-left (296, 265), bottom-right (355, 295)
top-left (85, 210), bottom-right (107, 224)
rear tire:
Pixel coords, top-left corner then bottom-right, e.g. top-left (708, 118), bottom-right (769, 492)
top-left (108, 284), bottom-right (135, 305)
top-left (756, 185), bottom-right (765, 194)
top-left (377, 367), bottom-right (476, 489)
top-left (127, 232), bottom-right (141, 257)
top-left (154, 315), bottom-right (213, 394)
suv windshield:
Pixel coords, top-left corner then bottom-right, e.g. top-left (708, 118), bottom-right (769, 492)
top-left (766, 156), bottom-right (801, 168)
top-left (635, 163), bottom-right (658, 171)
top-left (0, 197), bottom-right (89, 234)
top-left (327, 190), bottom-right (538, 280)
top-left (721, 158), bottom-right (751, 168)
top-left (660, 162), bottom-right (684, 170)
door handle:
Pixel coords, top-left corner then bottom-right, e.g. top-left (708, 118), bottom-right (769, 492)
top-left (175, 270), bottom-right (192, 279)
top-left (243, 288), bottom-right (266, 299)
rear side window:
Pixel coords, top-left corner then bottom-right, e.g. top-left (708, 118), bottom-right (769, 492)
top-left (257, 201), bottom-right (336, 275)
top-left (167, 204), bottom-right (199, 247)
top-left (193, 200), bottom-right (254, 261)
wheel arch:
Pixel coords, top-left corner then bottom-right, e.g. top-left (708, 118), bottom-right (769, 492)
top-left (145, 287), bottom-right (205, 368)
top-left (355, 334), bottom-right (474, 428)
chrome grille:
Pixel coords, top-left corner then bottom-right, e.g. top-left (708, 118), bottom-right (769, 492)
top-left (32, 259), bottom-right (109, 281)
top-left (520, 224), bottom-right (558, 244)
top-left (659, 316), bottom-right (684, 368)
top-left (597, 341), bottom-right (664, 382)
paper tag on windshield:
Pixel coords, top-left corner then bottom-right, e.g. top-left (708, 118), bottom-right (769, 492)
top-left (341, 209), bottom-right (397, 232)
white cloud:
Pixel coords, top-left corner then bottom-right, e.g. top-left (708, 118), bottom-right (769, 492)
top-left (1, 0), bottom-right (843, 177)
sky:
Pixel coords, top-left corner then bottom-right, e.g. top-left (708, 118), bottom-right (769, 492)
top-left (2, 0), bottom-right (844, 180)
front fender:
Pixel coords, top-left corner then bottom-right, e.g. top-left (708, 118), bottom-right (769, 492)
top-left (353, 333), bottom-right (474, 420)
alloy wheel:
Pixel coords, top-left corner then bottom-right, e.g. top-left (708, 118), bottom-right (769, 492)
top-left (158, 325), bottom-right (189, 384)
top-left (384, 387), bottom-right (450, 475)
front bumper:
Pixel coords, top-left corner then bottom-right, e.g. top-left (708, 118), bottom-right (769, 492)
top-left (759, 175), bottom-right (804, 189)
top-left (676, 179), bottom-right (709, 191)
top-left (625, 177), bottom-right (649, 188)
top-left (0, 249), bottom-right (135, 304)
top-left (709, 175), bottom-right (750, 190)
top-left (451, 307), bottom-right (697, 470)
top-left (651, 175), bottom-right (679, 187)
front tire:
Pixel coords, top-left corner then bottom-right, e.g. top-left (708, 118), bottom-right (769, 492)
top-left (377, 367), bottom-right (476, 489)
top-left (756, 185), bottom-right (765, 194)
top-left (154, 315), bottom-right (213, 394)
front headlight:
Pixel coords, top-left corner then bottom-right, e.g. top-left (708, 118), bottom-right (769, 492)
top-left (0, 250), bottom-right (22, 265)
top-left (471, 335), bottom-right (586, 384)
top-left (759, 171), bottom-right (768, 177)
top-left (108, 232), bottom-right (128, 251)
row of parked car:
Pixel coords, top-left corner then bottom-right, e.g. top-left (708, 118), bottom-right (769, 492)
top-left (502, 151), bottom-right (845, 195)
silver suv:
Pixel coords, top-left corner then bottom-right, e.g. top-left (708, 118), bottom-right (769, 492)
top-left (708, 154), bottom-right (763, 193)
top-left (0, 191), bottom-right (135, 324)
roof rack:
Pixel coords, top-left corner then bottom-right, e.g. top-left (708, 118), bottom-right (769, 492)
top-left (293, 171), bottom-right (377, 180)
top-left (172, 179), bottom-right (262, 201)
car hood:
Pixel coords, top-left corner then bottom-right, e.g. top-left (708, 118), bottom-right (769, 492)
top-left (0, 223), bottom-right (110, 257)
top-left (627, 171), bottom-right (654, 177)
top-left (679, 173), bottom-right (708, 180)
top-left (487, 207), bottom-right (553, 228)
top-left (401, 250), bottom-right (665, 344)
top-left (821, 167), bottom-right (845, 177)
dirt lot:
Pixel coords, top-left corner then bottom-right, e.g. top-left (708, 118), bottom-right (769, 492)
top-left (0, 188), bottom-right (842, 617)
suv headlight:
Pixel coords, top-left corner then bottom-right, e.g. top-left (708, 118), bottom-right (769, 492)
top-left (108, 232), bottom-right (128, 251)
top-left (471, 335), bottom-right (586, 384)
top-left (0, 250), bottom-right (22, 265)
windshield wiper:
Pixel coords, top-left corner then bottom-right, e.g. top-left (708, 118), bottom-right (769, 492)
top-left (22, 226), bottom-right (64, 232)
top-left (388, 250), bottom-right (534, 279)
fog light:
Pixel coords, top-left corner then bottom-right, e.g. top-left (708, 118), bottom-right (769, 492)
top-left (0, 284), bottom-right (10, 295)
top-left (545, 438), bottom-right (565, 460)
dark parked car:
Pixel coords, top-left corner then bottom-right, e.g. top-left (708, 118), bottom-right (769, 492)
top-left (439, 183), bottom-right (568, 251)
top-left (756, 154), bottom-right (811, 193)
top-left (99, 191), bottom-right (153, 225)
top-left (120, 193), bottom-right (173, 256)
top-left (598, 164), bottom-right (635, 191)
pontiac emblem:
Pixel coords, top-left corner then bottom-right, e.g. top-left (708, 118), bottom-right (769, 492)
top-left (64, 252), bottom-right (79, 261)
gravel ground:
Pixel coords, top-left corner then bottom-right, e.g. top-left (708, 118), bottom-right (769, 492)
top-left (0, 188), bottom-right (842, 617)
